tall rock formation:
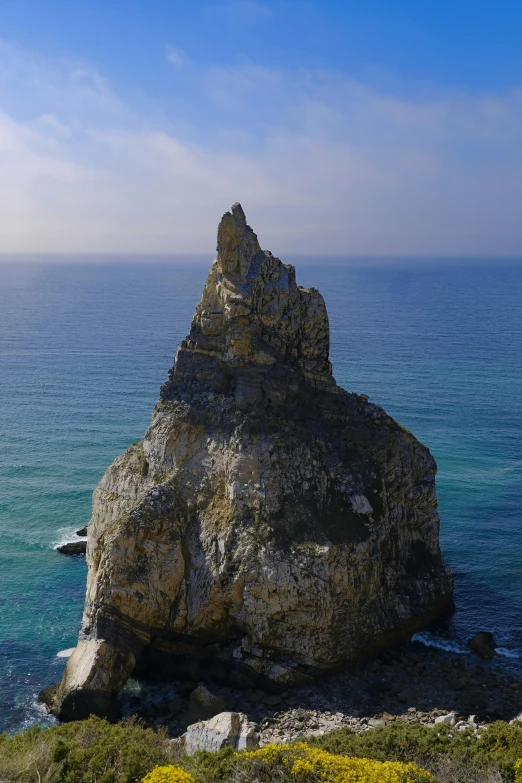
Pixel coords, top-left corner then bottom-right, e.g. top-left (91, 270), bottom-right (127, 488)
top-left (50, 204), bottom-right (453, 721)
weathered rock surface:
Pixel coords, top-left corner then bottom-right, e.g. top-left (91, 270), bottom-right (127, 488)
top-left (184, 711), bottom-right (259, 754)
top-left (57, 541), bottom-right (87, 556)
top-left (49, 203), bottom-right (453, 721)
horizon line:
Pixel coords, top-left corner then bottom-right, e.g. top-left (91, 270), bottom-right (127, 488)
top-left (0, 252), bottom-right (521, 265)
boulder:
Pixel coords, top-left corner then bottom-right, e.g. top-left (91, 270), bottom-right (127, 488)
top-left (38, 684), bottom-right (58, 708)
top-left (185, 711), bottom-right (259, 754)
top-left (434, 711), bottom-right (456, 725)
top-left (47, 203), bottom-right (453, 721)
top-left (189, 685), bottom-right (228, 722)
top-left (76, 526), bottom-right (88, 537)
top-left (368, 718), bottom-right (386, 728)
top-left (57, 541), bottom-right (86, 556)
top-left (468, 632), bottom-right (497, 660)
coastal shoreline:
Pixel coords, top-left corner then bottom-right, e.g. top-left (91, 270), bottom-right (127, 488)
top-left (116, 639), bottom-right (522, 743)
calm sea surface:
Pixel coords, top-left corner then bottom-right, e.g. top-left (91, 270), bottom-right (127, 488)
top-left (0, 259), bottom-right (521, 732)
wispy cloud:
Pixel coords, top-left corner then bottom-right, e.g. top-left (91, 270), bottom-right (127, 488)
top-left (165, 44), bottom-right (186, 67)
top-left (0, 41), bottom-right (521, 255)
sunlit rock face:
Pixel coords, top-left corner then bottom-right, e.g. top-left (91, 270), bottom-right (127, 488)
top-left (50, 203), bottom-right (453, 721)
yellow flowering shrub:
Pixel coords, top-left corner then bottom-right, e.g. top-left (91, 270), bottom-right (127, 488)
top-left (243, 742), bottom-right (435, 783)
top-left (515, 758), bottom-right (522, 783)
top-left (142, 765), bottom-right (195, 783)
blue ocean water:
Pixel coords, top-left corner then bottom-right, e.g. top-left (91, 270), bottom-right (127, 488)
top-left (0, 259), bottom-right (521, 733)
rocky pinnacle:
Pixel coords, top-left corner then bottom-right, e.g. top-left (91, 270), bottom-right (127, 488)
top-left (47, 204), bottom-right (454, 722)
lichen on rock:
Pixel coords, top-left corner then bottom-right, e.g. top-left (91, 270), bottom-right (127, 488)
top-left (49, 203), bottom-right (453, 722)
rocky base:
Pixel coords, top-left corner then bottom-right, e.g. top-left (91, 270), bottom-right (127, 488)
top-left (124, 641), bottom-right (522, 743)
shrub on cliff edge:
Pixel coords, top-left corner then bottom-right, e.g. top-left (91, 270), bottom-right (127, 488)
top-left (0, 716), bottom-right (170, 783)
top-left (0, 716), bottom-right (521, 783)
top-left (142, 766), bottom-right (195, 783)
top-left (310, 720), bottom-right (522, 781)
top-left (148, 744), bottom-right (434, 783)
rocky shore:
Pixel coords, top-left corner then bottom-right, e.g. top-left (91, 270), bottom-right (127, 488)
top-left (124, 640), bottom-right (522, 744)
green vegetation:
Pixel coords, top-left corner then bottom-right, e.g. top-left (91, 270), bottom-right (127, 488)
top-left (225, 741), bottom-right (433, 781)
top-left (0, 716), bottom-right (521, 783)
top-left (0, 716), bottom-right (170, 783)
top-left (310, 720), bottom-right (522, 781)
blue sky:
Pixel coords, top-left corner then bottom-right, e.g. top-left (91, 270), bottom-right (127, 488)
top-left (0, 0), bottom-right (521, 254)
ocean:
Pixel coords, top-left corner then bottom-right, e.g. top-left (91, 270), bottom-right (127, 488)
top-left (0, 258), bottom-right (521, 733)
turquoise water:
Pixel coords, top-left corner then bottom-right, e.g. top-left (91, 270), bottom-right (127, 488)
top-left (0, 259), bottom-right (521, 732)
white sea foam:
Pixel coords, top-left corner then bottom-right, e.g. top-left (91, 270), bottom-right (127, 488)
top-left (51, 526), bottom-right (87, 550)
top-left (413, 633), bottom-right (521, 660)
top-left (411, 631), bottom-right (467, 654)
top-left (19, 694), bottom-right (58, 731)
top-left (495, 647), bottom-right (521, 659)
top-left (56, 648), bottom-right (75, 658)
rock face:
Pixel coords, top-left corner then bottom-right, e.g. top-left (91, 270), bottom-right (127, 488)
top-left (50, 203), bottom-right (453, 721)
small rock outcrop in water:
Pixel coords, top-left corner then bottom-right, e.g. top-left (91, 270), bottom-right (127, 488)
top-left (468, 631), bottom-right (497, 660)
top-left (48, 203), bottom-right (453, 721)
top-left (57, 541), bottom-right (87, 556)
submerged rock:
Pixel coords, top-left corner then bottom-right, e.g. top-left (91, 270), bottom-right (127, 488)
top-left (48, 203), bottom-right (453, 721)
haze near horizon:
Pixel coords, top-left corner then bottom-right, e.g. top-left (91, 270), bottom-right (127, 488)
top-left (1, 0), bottom-right (521, 257)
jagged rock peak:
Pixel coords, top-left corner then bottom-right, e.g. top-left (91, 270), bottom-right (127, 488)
top-left (216, 202), bottom-right (262, 278)
top-left (161, 203), bottom-right (334, 408)
top-left (47, 203), bottom-right (454, 724)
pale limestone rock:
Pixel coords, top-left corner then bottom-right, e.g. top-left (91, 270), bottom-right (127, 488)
top-left (48, 203), bottom-right (453, 721)
top-left (434, 711), bottom-right (456, 725)
top-left (185, 711), bottom-right (259, 754)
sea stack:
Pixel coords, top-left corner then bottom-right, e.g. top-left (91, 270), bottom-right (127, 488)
top-left (49, 203), bottom-right (453, 721)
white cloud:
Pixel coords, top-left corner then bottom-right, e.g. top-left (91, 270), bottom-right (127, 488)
top-left (165, 45), bottom-right (185, 67)
top-left (0, 39), bottom-right (123, 120)
top-left (0, 43), bottom-right (521, 255)
top-left (36, 114), bottom-right (72, 136)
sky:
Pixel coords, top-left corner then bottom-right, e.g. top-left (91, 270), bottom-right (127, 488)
top-left (0, 0), bottom-right (521, 256)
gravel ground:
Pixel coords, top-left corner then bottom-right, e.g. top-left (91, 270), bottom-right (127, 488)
top-left (127, 641), bottom-right (522, 742)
